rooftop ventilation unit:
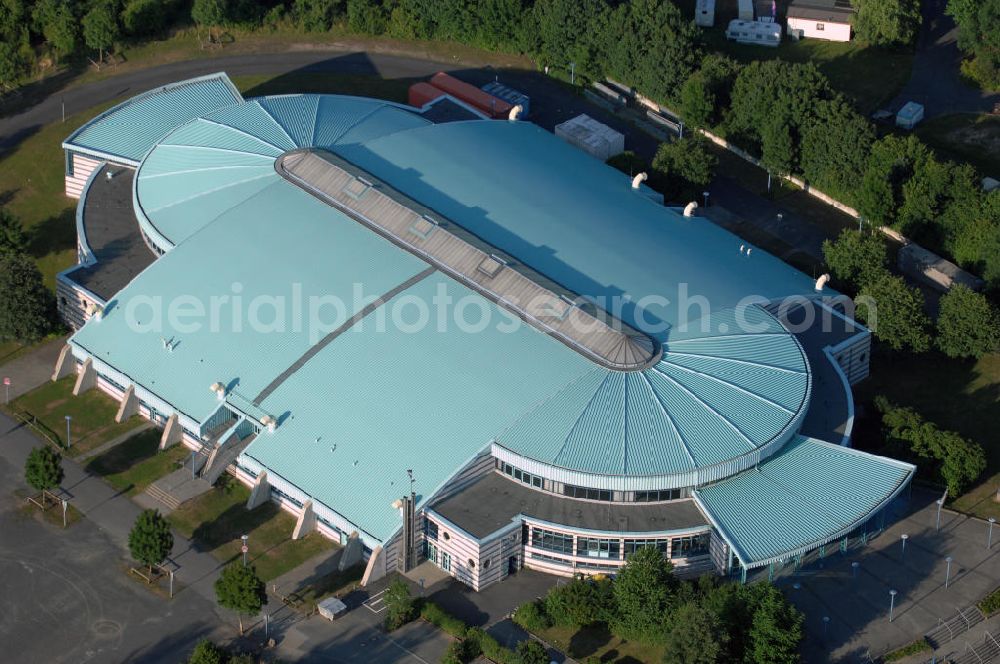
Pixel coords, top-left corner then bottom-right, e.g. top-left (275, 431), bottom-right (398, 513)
top-left (683, 202), bottom-right (698, 217)
top-left (341, 177), bottom-right (372, 199)
top-left (815, 274), bottom-right (831, 291)
top-left (632, 172), bottom-right (648, 189)
top-left (209, 381), bottom-right (226, 399)
top-left (476, 254), bottom-right (507, 278)
top-left (407, 215), bottom-right (438, 240)
top-left (260, 414), bottom-right (277, 432)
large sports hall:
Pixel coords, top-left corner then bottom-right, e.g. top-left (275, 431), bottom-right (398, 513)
top-left (54, 72), bottom-right (914, 590)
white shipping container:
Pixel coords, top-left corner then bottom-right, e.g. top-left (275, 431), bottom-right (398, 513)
top-left (554, 114), bottom-right (626, 162)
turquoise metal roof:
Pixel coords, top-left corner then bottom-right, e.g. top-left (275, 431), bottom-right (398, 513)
top-left (134, 95), bottom-right (429, 250)
top-left (72, 178), bottom-right (430, 423)
top-left (694, 437), bottom-right (915, 568)
top-left (63, 73), bottom-right (243, 164)
top-left (245, 276), bottom-right (596, 543)
top-left (68, 87), bottom-right (840, 543)
top-left (496, 306), bottom-right (810, 478)
top-left (337, 120), bottom-right (821, 339)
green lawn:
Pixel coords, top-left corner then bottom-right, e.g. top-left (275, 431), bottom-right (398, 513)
top-left (85, 428), bottom-right (187, 495)
top-left (10, 376), bottom-right (144, 457)
top-left (697, 0), bottom-right (912, 117)
top-left (0, 99), bottom-right (120, 290)
top-left (168, 480), bottom-right (335, 581)
top-left (536, 623), bottom-right (663, 663)
top-left (855, 349), bottom-right (1000, 519)
top-left (916, 113), bottom-right (1000, 177)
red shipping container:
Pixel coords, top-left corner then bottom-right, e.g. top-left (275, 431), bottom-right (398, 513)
top-left (408, 82), bottom-right (446, 109)
top-left (429, 72), bottom-right (512, 119)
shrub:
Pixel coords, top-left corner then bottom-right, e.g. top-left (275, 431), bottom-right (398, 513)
top-left (187, 640), bottom-right (225, 664)
top-left (512, 599), bottom-right (552, 632)
top-left (979, 586), bottom-right (1000, 616)
top-left (936, 284), bottom-right (1000, 358)
top-left (514, 639), bottom-right (548, 664)
top-left (384, 579), bottom-right (417, 630)
top-left (420, 601), bottom-right (467, 638)
top-left (24, 446), bottom-right (63, 493)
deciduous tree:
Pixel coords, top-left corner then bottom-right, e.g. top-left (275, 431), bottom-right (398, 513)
top-left (936, 284), bottom-right (1000, 358)
top-left (662, 601), bottom-right (727, 664)
top-left (854, 0), bottom-right (921, 47)
top-left (214, 561), bottom-right (267, 634)
top-left (0, 253), bottom-right (53, 344)
top-left (856, 273), bottom-right (932, 352)
top-left (24, 446), bottom-right (63, 494)
top-left (82, 1), bottom-right (120, 66)
top-left (383, 578), bottom-right (416, 630)
top-left (128, 509), bottom-right (174, 578)
top-left (746, 586), bottom-right (803, 664)
top-left (821, 229), bottom-right (889, 292)
top-left (610, 545), bottom-right (677, 644)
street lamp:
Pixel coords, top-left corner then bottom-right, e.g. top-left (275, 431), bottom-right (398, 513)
top-left (822, 616), bottom-right (830, 638)
top-left (945, 556), bottom-right (953, 588)
top-left (851, 561), bottom-right (859, 579)
top-left (989, 518), bottom-right (996, 550)
top-left (241, 534), bottom-right (249, 567)
top-left (900, 534), bottom-right (909, 562)
top-left (569, 62), bottom-right (576, 85)
top-left (703, 191), bottom-right (710, 208)
top-left (65, 415), bottom-right (72, 448)
top-left (936, 499), bottom-right (944, 531)
top-left (888, 589), bottom-right (897, 622)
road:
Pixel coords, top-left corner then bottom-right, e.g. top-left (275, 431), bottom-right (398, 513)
top-left (888, 0), bottom-right (999, 118)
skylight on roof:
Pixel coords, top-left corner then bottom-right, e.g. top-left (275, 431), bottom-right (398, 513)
top-left (342, 177), bottom-right (372, 199)
top-left (408, 215), bottom-right (438, 240)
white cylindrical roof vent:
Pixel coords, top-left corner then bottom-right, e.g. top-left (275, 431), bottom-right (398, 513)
top-left (209, 381), bottom-right (226, 399)
top-left (815, 273), bottom-right (831, 291)
top-left (508, 104), bottom-right (523, 121)
top-left (632, 172), bottom-right (648, 189)
top-left (683, 202), bottom-right (698, 217)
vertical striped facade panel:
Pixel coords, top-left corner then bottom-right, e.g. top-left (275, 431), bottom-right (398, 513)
top-left (65, 153), bottom-right (101, 198)
top-left (424, 512), bottom-right (482, 589)
top-left (56, 274), bottom-right (100, 330)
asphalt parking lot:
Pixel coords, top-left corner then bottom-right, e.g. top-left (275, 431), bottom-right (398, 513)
top-left (0, 432), bottom-right (226, 664)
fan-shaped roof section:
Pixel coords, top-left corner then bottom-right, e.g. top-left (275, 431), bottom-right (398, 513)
top-left (63, 73), bottom-right (243, 165)
top-left (495, 306), bottom-right (810, 485)
top-left (133, 94), bottom-right (429, 251)
top-left (695, 436), bottom-right (915, 568)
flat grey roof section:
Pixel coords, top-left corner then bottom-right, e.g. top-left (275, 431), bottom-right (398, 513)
top-left (68, 165), bottom-right (156, 301)
top-left (278, 150), bottom-right (659, 371)
top-left (430, 472), bottom-right (709, 540)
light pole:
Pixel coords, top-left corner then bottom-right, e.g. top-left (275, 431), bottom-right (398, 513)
top-left (945, 556), bottom-right (953, 588)
top-left (3, 376), bottom-right (9, 404)
top-left (569, 62), bottom-right (575, 85)
top-left (851, 561), bottom-right (859, 579)
top-left (822, 616), bottom-right (830, 638)
top-left (241, 534), bottom-right (249, 567)
top-left (989, 518), bottom-right (996, 550)
top-left (936, 499), bottom-right (944, 531)
top-left (888, 589), bottom-right (897, 622)
top-left (191, 450), bottom-right (196, 479)
top-left (65, 415), bottom-right (72, 448)
top-left (703, 191), bottom-right (710, 208)
top-left (900, 534), bottom-right (908, 562)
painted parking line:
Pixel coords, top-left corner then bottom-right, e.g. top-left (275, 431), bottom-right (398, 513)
top-left (363, 589), bottom-right (388, 614)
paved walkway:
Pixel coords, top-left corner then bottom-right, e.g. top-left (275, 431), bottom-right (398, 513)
top-left (76, 420), bottom-right (154, 461)
top-left (779, 488), bottom-right (1000, 662)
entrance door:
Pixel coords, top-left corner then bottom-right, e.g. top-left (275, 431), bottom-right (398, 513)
top-left (507, 555), bottom-right (518, 576)
top-left (426, 541), bottom-right (439, 565)
top-left (440, 551), bottom-right (451, 572)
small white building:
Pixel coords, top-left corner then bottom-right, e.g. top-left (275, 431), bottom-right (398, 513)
top-left (726, 19), bottom-right (782, 47)
top-left (695, 0), bottom-right (716, 26)
top-left (786, 0), bottom-right (853, 42)
top-left (554, 114), bottom-right (625, 161)
top-left (895, 102), bottom-right (925, 130)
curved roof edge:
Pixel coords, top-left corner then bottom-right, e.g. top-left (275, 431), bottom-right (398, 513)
top-left (63, 72), bottom-right (243, 164)
top-left (693, 436), bottom-right (915, 569)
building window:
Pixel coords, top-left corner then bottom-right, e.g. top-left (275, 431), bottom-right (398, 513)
top-left (426, 520), bottom-right (438, 541)
top-left (816, 22), bottom-right (825, 30)
top-left (468, 558), bottom-right (476, 569)
top-left (633, 489), bottom-right (680, 502)
top-left (483, 558), bottom-right (491, 570)
top-left (577, 537), bottom-right (621, 560)
top-left (623, 539), bottom-right (669, 558)
top-left (66, 152), bottom-right (74, 177)
top-left (531, 527), bottom-right (574, 555)
top-left (501, 462), bottom-right (543, 489)
top-left (442, 531), bottom-right (450, 541)
top-left (670, 533), bottom-right (711, 559)
top-left (562, 484), bottom-right (612, 501)
top-left (440, 551), bottom-right (452, 572)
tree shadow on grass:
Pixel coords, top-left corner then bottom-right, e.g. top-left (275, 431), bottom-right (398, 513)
top-left (191, 499), bottom-right (280, 556)
top-left (27, 207), bottom-right (76, 259)
top-left (85, 428), bottom-right (159, 478)
top-left (568, 623), bottom-right (613, 659)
